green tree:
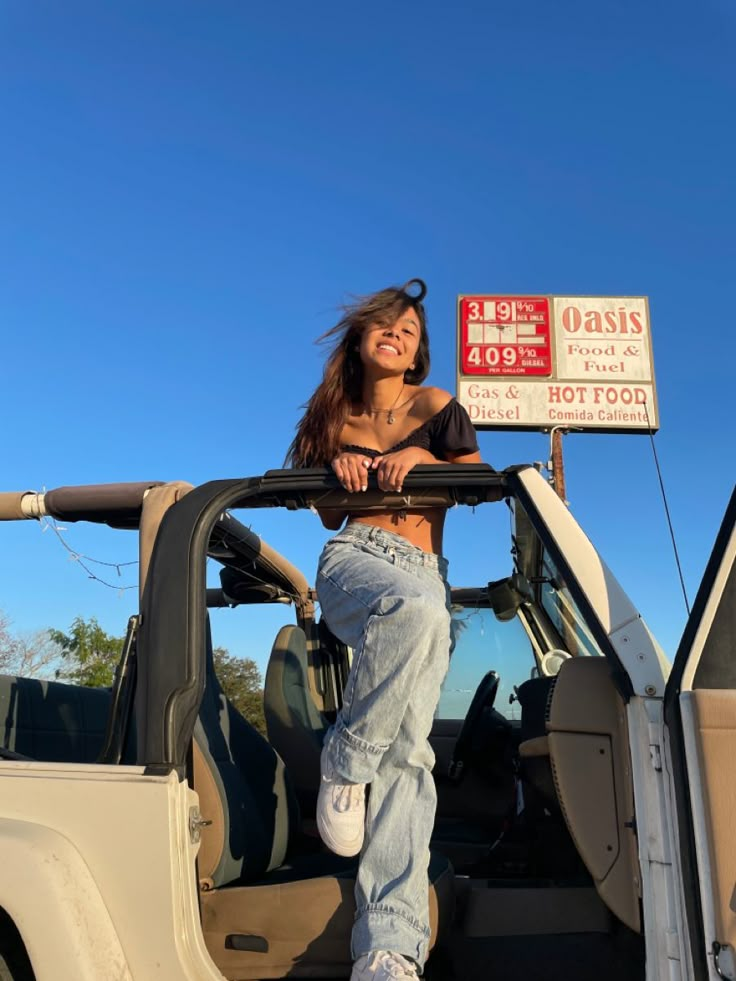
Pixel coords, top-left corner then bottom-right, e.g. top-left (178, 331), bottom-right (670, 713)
top-left (47, 616), bottom-right (267, 737)
top-left (213, 645), bottom-right (266, 736)
top-left (50, 616), bottom-right (124, 688)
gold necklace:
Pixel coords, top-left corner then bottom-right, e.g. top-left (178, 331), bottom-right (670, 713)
top-left (363, 384), bottom-right (408, 425)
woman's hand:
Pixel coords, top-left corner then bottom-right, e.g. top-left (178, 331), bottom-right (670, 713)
top-left (370, 447), bottom-right (437, 492)
top-left (331, 452), bottom-right (373, 492)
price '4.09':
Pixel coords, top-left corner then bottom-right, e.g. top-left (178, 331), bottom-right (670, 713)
top-left (466, 345), bottom-right (517, 368)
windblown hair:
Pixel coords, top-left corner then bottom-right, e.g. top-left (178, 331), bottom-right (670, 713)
top-left (286, 279), bottom-right (430, 467)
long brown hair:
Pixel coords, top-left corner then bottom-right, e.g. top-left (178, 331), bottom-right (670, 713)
top-left (286, 279), bottom-right (430, 467)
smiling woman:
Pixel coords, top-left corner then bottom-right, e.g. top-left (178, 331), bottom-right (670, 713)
top-left (287, 278), bottom-right (481, 552)
top-left (286, 279), bottom-right (483, 981)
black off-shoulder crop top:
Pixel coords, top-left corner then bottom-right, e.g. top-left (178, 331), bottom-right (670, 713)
top-left (341, 397), bottom-right (479, 460)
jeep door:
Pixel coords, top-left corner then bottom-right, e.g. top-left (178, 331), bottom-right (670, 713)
top-left (663, 487), bottom-right (736, 981)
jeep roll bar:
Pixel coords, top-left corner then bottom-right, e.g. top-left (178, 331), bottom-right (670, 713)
top-left (136, 464), bottom-right (508, 772)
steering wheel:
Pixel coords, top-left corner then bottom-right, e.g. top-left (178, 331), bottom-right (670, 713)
top-left (448, 669), bottom-right (500, 782)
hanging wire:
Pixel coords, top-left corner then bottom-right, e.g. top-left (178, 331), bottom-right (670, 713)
top-left (40, 518), bottom-right (138, 593)
top-left (642, 400), bottom-right (690, 616)
top-left (39, 511), bottom-right (300, 604)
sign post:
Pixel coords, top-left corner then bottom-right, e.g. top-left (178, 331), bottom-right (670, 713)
top-left (457, 295), bottom-right (658, 498)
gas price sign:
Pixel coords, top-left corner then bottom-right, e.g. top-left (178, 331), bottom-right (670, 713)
top-left (457, 294), bottom-right (658, 433)
top-left (459, 296), bottom-right (552, 377)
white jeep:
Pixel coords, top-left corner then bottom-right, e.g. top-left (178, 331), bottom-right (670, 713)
top-left (0, 465), bottom-right (733, 981)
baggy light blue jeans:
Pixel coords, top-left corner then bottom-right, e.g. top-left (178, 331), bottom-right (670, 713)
top-left (316, 522), bottom-right (452, 969)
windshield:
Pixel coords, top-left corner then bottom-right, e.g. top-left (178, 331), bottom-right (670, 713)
top-left (439, 605), bottom-right (535, 721)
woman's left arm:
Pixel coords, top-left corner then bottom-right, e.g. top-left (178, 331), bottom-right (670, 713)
top-left (445, 449), bottom-right (483, 464)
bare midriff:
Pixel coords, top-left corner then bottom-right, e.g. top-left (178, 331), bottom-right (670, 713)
top-left (346, 507), bottom-right (446, 554)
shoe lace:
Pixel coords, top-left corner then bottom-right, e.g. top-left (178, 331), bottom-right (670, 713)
top-left (333, 780), bottom-right (365, 813)
top-left (374, 951), bottom-right (418, 979)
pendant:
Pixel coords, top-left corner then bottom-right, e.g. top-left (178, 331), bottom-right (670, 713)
top-left (387, 411), bottom-right (395, 424)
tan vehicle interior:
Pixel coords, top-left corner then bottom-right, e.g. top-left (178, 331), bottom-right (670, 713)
top-left (0, 480), bottom-right (648, 981)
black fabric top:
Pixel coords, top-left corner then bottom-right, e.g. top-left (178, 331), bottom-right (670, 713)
top-left (342, 397), bottom-right (479, 460)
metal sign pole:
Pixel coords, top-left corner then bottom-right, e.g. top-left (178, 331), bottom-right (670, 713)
top-left (548, 426), bottom-right (568, 504)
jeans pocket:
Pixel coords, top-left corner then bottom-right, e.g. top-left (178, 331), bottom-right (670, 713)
top-left (316, 568), bottom-right (368, 650)
top-left (316, 539), bottom-right (350, 579)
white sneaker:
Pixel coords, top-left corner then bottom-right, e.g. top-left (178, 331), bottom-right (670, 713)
top-left (351, 950), bottom-right (420, 981)
top-left (316, 747), bottom-right (366, 857)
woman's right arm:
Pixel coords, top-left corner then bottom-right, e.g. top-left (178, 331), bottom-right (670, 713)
top-left (317, 508), bottom-right (348, 530)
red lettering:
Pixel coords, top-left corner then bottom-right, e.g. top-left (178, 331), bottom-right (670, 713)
top-left (562, 302), bottom-right (646, 337)
top-left (562, 306), bottom-right (581, 332)
top-left (593, 385), bottom-right (649, 406)
top-left (604, 311), bottom-right (618, 333)
top-left (548, 385), bottom-right (587, 404)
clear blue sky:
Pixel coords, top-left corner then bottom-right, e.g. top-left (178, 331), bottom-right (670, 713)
top-left (1, 1), bottom-right (734, 677)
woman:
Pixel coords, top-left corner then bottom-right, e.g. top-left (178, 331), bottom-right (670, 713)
top-left (287, 279), bottom-right (482, 981)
